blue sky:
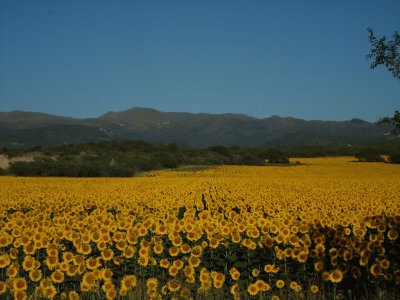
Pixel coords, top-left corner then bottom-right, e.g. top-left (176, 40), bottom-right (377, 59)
top-left (0, 0), bottom-right (399, 121)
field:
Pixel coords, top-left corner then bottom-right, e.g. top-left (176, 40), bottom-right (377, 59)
top-left (1, 157), bottom-right (400, 299)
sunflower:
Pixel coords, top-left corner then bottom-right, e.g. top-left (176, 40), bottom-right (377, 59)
top-left (247, 283), bottom-right (259, 296)
top-left (276, 279), bottom-right (285, 289)
top-left (229, 267), bottom-right (240, 280)
top-left (231, 234), bottom-right (241, 244)
top-left (184, 265), bottom-right (195, 277)
top-left (322, 271), bottom-right (330, 281)
top-left (168, 265), bottom-right (179, 277)
top-left (153, 244), bottom-right (163, 255)
top-left (102, 280), bottom-right (115, 293)
top-left (370, 263), bottom-right (382, 277)
top-left (310, 284), bottom-right (319, 294)
top-left (86, 258), bottom-right (100, 270)
top-left (173, 259), bottom-right (184, 269)
top-left (50, 270), bottom-right (64, 284)
top-left (191, 245), bottom-right (203, 257)
top-left (23, 243), bottom-right (37, 255)
top-left (343, 250), bottom-right (353, 262)
top-left (68, 291), bottom-right (80, 300)
top-left (13, 277), bottom-right (27, 291)
top-left (97, 241), bottom-right (107, 251)
top-left (127, 234), bottom-right (138, 245)
top-left (169, 246), bottom-right (180, 257)
top-left (199, 272), bottom-right (210, 283)
top-left (329, 269), bottom-right (344, 283)
top-left (46, 246), bottom-right (58, 258)
top-left (242, 238), bottom-right (257, 250)
top-left (101, 248), bottom-right (114, 261)
top-left (66, 265), bottom-right (78, 277)
top-left (120, 246), bottom-right (133, 259)
top-left (388, 229), bottom-right (398, 241)
top-left (138, 255), bottom-right (149, 266)
top-left (13, 289), bottom-right (27, 300)
top-left (359, 256), bottom-right (369, 266)
top-left (121, 275), bottom-right (137, 290)
top-left (146, 278), bottom-right (158, 291)
top-left (0, 254), bottom-right (11, 269)
top-left (262, 236), bottom-right (274, 248)
top-left (264, 264), bottom-right (279, 273)
top-left (255, 279), bottom-right (270, 292)
top-left (119, 287), bottom-right (128, 297)
top-left (200, 280), bottom-right (212, 291)
top-left (172, 236), bottom-right (183, 247)
top-left (160, 258), bottom-right (170, 268)
top-left (289, 281), bottom-right (298, 291)
top-left (331, 256), bottom-right (338, 266)
top-left (0, 281), bottom-right (7, 295)
top-left (106, 289), bottom-right (117, 300)
top-left (351, 266), bottom-right (362, 279)
top-left (329, 248), bottom-right (339, 257)
top-left (43, 285), bottom-right (57, 299)
top-left (314, 261), bottom-right (323, 272)
top-left (188, 256), bottom-right (201, 267)
top-left (61, 251), bottom-right (74, 264)
top-left (289, 235), bottom-right (299, 246)
top-left (179, 243), bottom-right (190, 254)
top-left (297, 251), bottom-right (308, 263)
top-left (230, 283), bottom-right (239, 295)
top-left (82, 272), bottom-right (97, 287)
top-left (74, 255), bottom-right (85, 265)
top-left (167, 279), bottom-right (181, 292)
top-left (252, 268), bottom-right (260, 277)
top-left (209, 238), bottom-right (219, 249)
top-left (379, 258), bottom-right (390, 270)
top-left (213, 279), bottom-right (223, 289)
top-left (215, 272), bottom-right (225, 283)
top-left (315, 243), bottom-right (325, 254)
top-left (139, 247), bottom-right (149, 257)
top-left (45, 256), bottom-right (58, 270)
top-left (101, 269), bottom-right (113, 281)
top-left (116, 241), bottom-right (127, 251)
top-left (29, 269), bottom-right (43, 282)
top-left (6, 263), bottom-right (19, 278)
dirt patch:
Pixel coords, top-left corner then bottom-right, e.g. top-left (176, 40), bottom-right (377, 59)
top-left (0, 152), bottom-right (41, 169)
top-left (0, 155), bottom-right (9, 169)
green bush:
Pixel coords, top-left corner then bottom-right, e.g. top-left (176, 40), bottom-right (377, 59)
top-left (355, 148), bottom-right (385, 162)
top-left (388, 151), bottom-right (400, 164)
top-left (263, 148), bottom-right (290, 164)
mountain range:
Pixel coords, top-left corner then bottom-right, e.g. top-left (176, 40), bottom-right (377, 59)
top-left (0, 107), bottom-right (394, 148)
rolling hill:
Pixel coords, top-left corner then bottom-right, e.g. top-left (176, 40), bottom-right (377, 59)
top-left (0, 107), bottom-right (394, 148)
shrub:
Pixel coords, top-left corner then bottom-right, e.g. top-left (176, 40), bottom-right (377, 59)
top-left (355, 148), bottom-right (385, 162)
top-left (388, 151), bottom-right (400, 164)
top-left (264, 148), bottom-right (290, 164)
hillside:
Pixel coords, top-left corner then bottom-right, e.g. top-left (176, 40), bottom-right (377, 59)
top-left (0, 107), bottom-right (394, 148)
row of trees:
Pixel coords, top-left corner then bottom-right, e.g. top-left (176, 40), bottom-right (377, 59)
top-left (1, 140), bottom-right (399, 177)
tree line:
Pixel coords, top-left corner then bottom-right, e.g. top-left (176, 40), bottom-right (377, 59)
top-left (0, 139), bottom-right (399, 177)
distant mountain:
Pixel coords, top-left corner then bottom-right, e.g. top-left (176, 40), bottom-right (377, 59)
top-left (0, 107), bottom-right (394, 148)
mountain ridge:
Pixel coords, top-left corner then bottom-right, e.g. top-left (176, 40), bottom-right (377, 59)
top-left (0, 107), bottom-right (392, 148)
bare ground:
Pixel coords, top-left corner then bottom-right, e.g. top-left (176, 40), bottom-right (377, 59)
top-left (0, 152), bottom-right (41, 169)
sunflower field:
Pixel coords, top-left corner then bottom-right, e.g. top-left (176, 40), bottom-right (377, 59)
top-left (0, 157), bottom-right (400, 299)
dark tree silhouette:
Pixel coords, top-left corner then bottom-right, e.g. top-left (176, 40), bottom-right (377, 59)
top-left (367, 28), bottom-right (399, 135)
top-left (367, 28), bottom-right (400, 80)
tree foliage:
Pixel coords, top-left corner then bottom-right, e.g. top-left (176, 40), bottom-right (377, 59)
top-left (367, 28), bottom-right (400, 138)
top-left (367, 28), bottom-right (400, 80)
top-left (377, 110), bottom-right (400, 135)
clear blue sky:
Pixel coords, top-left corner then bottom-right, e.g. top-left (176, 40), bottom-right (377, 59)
top-left (0, 0), bottom-right (399, 121)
